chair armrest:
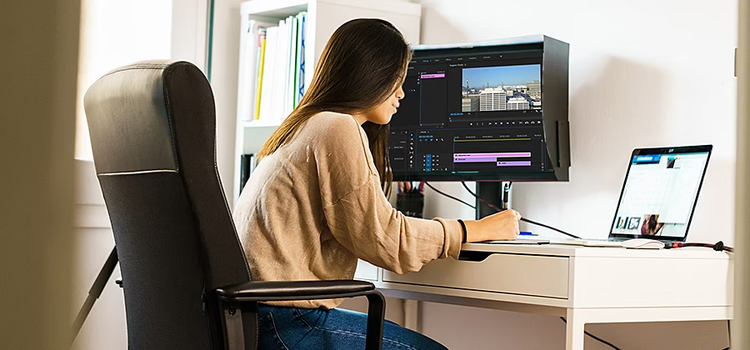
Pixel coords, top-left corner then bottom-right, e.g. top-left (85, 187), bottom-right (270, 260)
top-left (216, 280), bottom-right (386, 350)
top-left (215, 280), bottom-right (376, 303)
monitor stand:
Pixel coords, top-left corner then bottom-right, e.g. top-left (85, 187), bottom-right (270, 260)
top-left (475, 182), bottom-right (510, 219)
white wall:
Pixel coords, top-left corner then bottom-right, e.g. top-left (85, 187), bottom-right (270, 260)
top-left (404, 0), bottom-right (738, 348)
top-left (75, 0), bottom-right (173, 160)
top-left (414, 0), bottom-right (737, 243)
top-left (171, 0), bottom-right (210, 71)
top-left (210, 0), bottom-right (245, 200)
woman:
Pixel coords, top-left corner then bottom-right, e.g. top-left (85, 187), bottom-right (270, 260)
top-left (234, 18), bottom-right (520, 349)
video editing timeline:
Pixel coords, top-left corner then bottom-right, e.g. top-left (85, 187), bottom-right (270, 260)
top-left (390, 120), bottom-right (548, 175)
top-left (389, 115), bottom-right (549, 176)
top-left (389, 43), bottom-right (554, 178)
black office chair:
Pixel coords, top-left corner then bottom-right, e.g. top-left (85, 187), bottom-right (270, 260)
top-left (82, 60), bottom-right (386, 349)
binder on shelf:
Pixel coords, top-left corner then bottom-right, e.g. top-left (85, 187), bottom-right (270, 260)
top-left (239, 153), bottom-right (256, 194)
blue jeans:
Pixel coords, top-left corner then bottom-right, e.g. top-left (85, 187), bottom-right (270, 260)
top-left (257, 304), bottom-right (448, 350)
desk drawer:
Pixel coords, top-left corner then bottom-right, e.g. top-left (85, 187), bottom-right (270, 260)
top-left (383, 253), bottom-right (569, 299)
top-left (354, 260), bottom-right (379, 281)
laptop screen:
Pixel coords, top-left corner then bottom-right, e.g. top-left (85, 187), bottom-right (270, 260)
top-left (610, 145), bottom-right (712, 241)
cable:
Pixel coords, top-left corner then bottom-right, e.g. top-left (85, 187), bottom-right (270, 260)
top-left (663, 241), bottom-right (734, 253)
top-left (728, 319), bottom-right (731, 343)
top-left (723, 319), bottom-right (731, 350)
top-left (560, 317), bottom-right (621, 350)
top-left (520, 217), bottom-right (581, 239)
top-left (460, 181), bottom-right (502, 212)
top-left (459, 181), bottom-right (581, 239)
top-left (423, 182), bottom-right (476, 210)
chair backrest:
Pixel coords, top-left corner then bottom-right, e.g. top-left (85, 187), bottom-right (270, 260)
top-left (84, 60), bottom-right (252, 349)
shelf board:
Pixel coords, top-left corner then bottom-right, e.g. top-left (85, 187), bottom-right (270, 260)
top-left (241, 0), bottom-right (309, 18)
top-left (240, 0), bottom-right (420, 18)
top-left (243, 119), bottom-right (282, 128)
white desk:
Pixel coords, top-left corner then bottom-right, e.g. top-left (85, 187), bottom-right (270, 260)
top-left (355, 244), bottom-right (733, 350)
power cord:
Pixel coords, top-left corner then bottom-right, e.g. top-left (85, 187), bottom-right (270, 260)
top-left (460, 181), bottom-right (504, 212)
top-left (457, 181), bottom-right (581, 239)
top-left (423, 182), bottom-right (476, 209)
top-left (664, 241), bottom-right (734, 253)
top-left (560, 317), bottom-right (621, 350)
top-left (722, 319), bottom-right (731, 350)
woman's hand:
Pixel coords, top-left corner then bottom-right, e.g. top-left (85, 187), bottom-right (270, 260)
top-left (463, 209), bottom-right (521, 242)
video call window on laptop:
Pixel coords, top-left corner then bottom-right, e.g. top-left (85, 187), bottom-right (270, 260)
top-left (609, 145), bottom-right (712, 242)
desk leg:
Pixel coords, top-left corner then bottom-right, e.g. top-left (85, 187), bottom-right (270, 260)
top-left (565, 309), bottom-right (585, 350)
top-left (403, 299), bottom-right (419, 332)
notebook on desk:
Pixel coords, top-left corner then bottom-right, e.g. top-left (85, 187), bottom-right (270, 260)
top-left (508, 145), bottom-right (713, 247)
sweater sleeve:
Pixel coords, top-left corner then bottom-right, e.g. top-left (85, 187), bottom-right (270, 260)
top-left (314, 114), bottom-right (462, 273)
top-left (323, 175), bottom-right (462, 273)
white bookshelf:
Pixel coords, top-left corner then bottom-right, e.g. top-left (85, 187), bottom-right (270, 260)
top-left (233, 0), bottom-right (421, 202)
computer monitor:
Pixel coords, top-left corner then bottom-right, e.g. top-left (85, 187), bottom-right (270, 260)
top-left (388, 35), bottom-right (570, 183)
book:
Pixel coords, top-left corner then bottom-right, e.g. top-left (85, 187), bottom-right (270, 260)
top-left (272, 18), bottom-right (289, 122)
top-left (285, 15), bottom-right (298, 116)
top-left (297, 12), bottom-right (307, 102)
top-left (239, 153), bottom-right (256, 194)
top-left (290, 15), bottom-right (300, 109)
top-left (258, 26), bottom-right (278, 122)
top-left (253, 28), bottom-right (266, 120)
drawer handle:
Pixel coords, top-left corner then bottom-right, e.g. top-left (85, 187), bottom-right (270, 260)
top-left (458, 251), bottom-right (492, 262)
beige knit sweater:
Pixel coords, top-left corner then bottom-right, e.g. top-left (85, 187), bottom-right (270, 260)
top-left (233, 112), bottom-right (462, 309)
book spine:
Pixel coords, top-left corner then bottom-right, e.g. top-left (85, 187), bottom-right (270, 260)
top-left (297, 12), bottom-right (306, 102)
top-left (254, 29), bottom-right (267, 120)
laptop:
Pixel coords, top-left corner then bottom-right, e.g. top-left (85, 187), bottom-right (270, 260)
top-left (512, 145), bottom-right (713, 247)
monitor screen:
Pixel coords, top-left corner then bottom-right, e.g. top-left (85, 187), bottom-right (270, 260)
top-left (388, 38), bottom-right (568, 181)
top-left (610, 146), bottom-right (712, 240)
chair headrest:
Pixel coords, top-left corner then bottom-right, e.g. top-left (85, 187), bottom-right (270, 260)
top-left (84, 60), bottom-right (206, 175)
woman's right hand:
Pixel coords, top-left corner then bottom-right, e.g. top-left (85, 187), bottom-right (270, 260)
top-left (463, 209), bottom-right (521, 242)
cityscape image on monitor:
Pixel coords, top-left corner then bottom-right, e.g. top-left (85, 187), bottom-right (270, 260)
top-left (461, 64), bottom-right (541, 113)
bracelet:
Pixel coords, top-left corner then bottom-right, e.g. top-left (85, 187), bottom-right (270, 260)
top-left (457, 219), bottom-right (467, 243)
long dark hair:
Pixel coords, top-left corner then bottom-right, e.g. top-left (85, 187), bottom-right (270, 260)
top-left (257, 18), bottom-right (411, 197)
